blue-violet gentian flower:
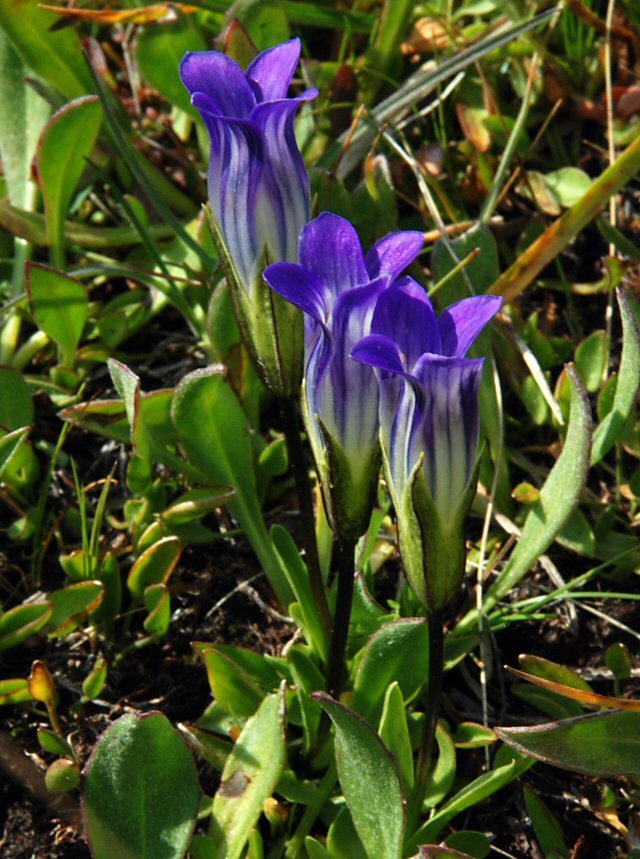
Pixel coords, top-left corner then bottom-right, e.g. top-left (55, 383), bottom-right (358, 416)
top-left (352, 279), bottom-right (502, 611)
top-left (264, 212), bottom-right (424, 541)
top-left (180, 38), bottom-right (317, 396)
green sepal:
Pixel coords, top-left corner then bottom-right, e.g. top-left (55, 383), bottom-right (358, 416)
top-left (204, 206), bottom-right (303, 398)
top-left (314, 413), bottom-right (381, 542)
top-left (386, 445), bottom-right (480, 614)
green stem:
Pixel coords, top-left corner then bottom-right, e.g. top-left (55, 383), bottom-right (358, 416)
top-left (325, 538), bottom-right (356, 699)
top-left (279, 396), bottom-right (333, 650)
top-left (407, 609), bottom-right (444, 835)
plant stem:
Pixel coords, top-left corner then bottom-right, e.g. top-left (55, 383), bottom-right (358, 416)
top-left (407, 609), bottom-right (444, 834)
top-left (325, 538), bottom-right (356, 699)
top-left (278, 395), bottom-right (333, 650)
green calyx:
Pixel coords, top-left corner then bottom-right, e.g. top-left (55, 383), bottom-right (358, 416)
top-left (384, 446), bottom-right (480, 615)
top-left (315, 416), bottom-right (381, 543)
top-left (205, 207), bottom-right (303, 398)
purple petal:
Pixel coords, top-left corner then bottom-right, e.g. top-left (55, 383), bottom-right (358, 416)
top-left (251, 94), bottom-right (315, 264)
top-left (438, 295), bottom-right (502, 358)
top-left (299, 213), bottom-right (368, 299)
top-left (371, 277), bottom-right (441, 368)
top-left (351, 334), bottom-right (405, 375)
top-left (365, 231), bottom-right (424, 281)
top-left (199, 112), bottom-right (264, 288)
top-left (246, 38), bottom-right (302, 102)
top-left (263, 262), bottom-right (330, 325)
top-left (180, 50), bottom-right (255, 118)
top-left (411, 355), bottom-right (484, 518)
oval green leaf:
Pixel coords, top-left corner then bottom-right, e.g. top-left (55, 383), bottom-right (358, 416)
top-left (496, 709), bottom-right (640, 777)
top-left (26, 263), bottom-right (89, 368)
top-left (83, 711), bottom-right (200, 859)
top-left (312, 692), bottom-right (405, 859)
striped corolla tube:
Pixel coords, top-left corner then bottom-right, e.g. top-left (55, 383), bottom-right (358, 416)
top-left (352, 279), bottom-right (502, 611)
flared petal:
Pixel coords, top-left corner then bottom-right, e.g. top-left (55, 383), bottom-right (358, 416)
top-left (364, 230), bottom-right (424, 281)
top-left (410, 354), bottom-right (484, 520)
top-left (371, 277), bottom-right (441, 368)
top-left (250, 94), bottom-right (315, 265)
top-left (246, 38), bottom-right (302, 102)
top-left (299, 212), bottom-right (368, 300)
top-left (197, 109), bottom-right (265, 288)
top-left (263, 262), bottom-right (330, 326)
top-left (438, 294), bottom-right (502, 358)
top-left (180, 50), bottom-right (255, 118)
top-left (350, 333), bottom-right (405, 375)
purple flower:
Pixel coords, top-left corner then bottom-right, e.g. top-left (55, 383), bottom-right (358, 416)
top-left (264, 212), bottom-right (424, 539)
top-left (180, 39), bottom-right (316, 396)
top-left (180, 38), bottom-right (316, 287)
top-left (352, 279), bottom-right (502, 609)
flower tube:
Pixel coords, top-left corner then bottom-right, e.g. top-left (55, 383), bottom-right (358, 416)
top-left (264, 212), bottom-right (424, 541)
top-left (180, 38), bottom-right (317, 395)
top-left (352, 278), bottom-right (502, 611)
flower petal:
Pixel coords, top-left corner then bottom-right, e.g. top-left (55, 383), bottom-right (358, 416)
top-left (180, 50), bottom-right (255, 118)
top-left (364, 230), bottom-right (424, 281)
top-left (263, 262), bottom-right (330, 325)
top-left (371, 277), bottom-right (441, 368)
top-left (411, 354), bottom-right (484, 519)
top-left (246, 38), bottom-right (302, 102)
top-left (299, 212), bottom-right (368, 299)
top-left (350, 334), bottom-right (405, 375)
top-left (196, 110), bottom-right (265, 289)
top-left (250, 95), bottom-right (315, 265)
top-left (438, 294), bottom-right (502, 358)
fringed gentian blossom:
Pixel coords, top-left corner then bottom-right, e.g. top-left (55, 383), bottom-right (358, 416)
top-left (264, 213), bottom-right (424, 541)
top-left (352, 280), bottom-right (502, 612)
top-left (180, 39), bottom-right (317, 396)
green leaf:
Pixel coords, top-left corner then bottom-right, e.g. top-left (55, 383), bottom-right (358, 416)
top-left (575, 330), bottom-right (608, 393)
top-left (409, 761), bottom-right (520, 848)
top-left (605, 643), bottom-right (632, 682)
top-left (288, 646), bottom-right (324, 754)
top-left (209, 691), bottom-right (286, 859)
top-left (313, 693), bottom-right (405, 859)
top-left (545, 167), bottom-right (593, 208)
top-left (458, 367), bottom-right (591, 632)
top-left (137, 17), bottom-right (205, 115)
top-left (143, 583), bottom-right (171, 637)
top-left (523, 785), bottom-right (569, 859)
top-left (0, 427), bottom-right (30, 477)
top-left (26, 263), bottom-right (89, 368)
top-left (45, 580), bottom-right (104, 637)
top-left (423, 724), bottom-right (457, 809)
top-left (83, 711), bottom-right (200, 859)
top-left (0, 678), bottom-right (33, 706)
top-left (35, 96), bottom-right (102, 265)
top-left (431, 223), bottom-right (500, 303)
top-left (378, 682), bottom-right (414, 793)
top-left (271, 524), bottom-right (327, 660)
top-left (0, 0), bottom-right (91, 99)
top-left (451, 723), bottom-right (497, 749)
top-left (82, 656), bottom-right (108, 701)
top-left (445, 831), bottom-right (491, 858)
top-left (127, 536), bottom-right (182, 601)
top-left (0, 30), bottom-right (49, 210)
top-left (161, 487), bottom-right (235, 525)
top-left (0, 367), bottom-right (33, 429)
top-left (518, 655), bottom-right (593, 694)
top-left (0, 602), bottom-right (53, 652)
top-left (201, 648), bottom-right (264, 720)
top-left (351, 619), bottom-right (429, 724)
top-left (171, 367), bottom-right (292, 605)
top-left (228, 0), bottom-right (290, 50)
top-left (591, 289), bottom-right (640, 465)
top-left (496, 709), bottom-right (640, 777)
